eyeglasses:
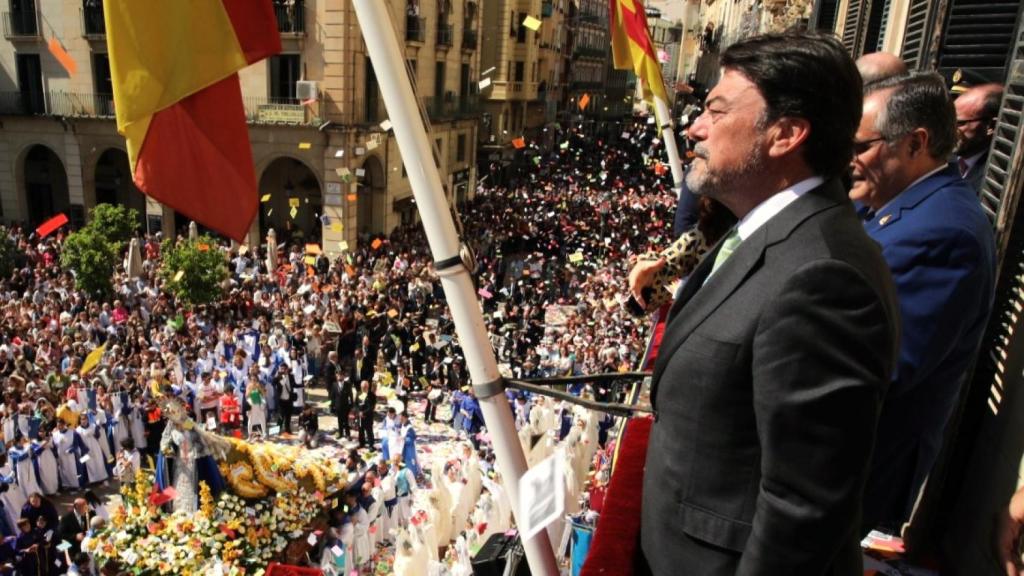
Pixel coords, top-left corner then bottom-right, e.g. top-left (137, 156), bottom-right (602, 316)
top-left (955, 117), bottom-right (991, 127)
top-left (852, 137), bottom-right (886, 156)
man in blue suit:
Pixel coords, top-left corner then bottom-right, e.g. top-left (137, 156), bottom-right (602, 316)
top-left (850, 72), bottom-right (997, 533)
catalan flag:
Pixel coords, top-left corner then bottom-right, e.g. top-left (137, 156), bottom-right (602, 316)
top-left (609, 0), bottom-right (668, 104)
top-left (104, 1), bottom-right (282, 241)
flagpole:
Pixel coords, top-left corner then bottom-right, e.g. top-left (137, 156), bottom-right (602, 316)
top-left (350, 1), bottom-right (560, 574)
top-left (653, 93), bottom-right (685, 197)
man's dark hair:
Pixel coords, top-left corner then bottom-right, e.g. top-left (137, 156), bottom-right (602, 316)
top-left (720, 32), bottom-right (862, 178)
top-left (868, 72), bottom-right (956, 159)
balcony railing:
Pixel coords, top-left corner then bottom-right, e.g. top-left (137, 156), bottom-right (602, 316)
top-left (436, 24), bottom-right (453, 47)
top-left (242, 96), bottom-right (318, 125)
top-left (274, 0), bottom-right (304, 35)
top-left (574, 45), bottom-right (606, 59)
top-left (422, 95), bottom-right (479, 120)
top-left (0, 90), bottom-right (115, 117)
top-left (462, 28), bottom-right (477, 50)
top-left (81, 4), bottom-right (105, 36)
top-left (406, 16), bottom-right (425, 42)
top-left (2, 9), bottom-right (39, 38)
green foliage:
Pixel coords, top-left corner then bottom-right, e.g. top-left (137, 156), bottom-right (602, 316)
top-left (158, 235), bottom-right (228, 306)
top-left (0, 228), bottom-right (23, 279)
top-left (60, 228), bottom-right (117, 297)
top-left (87, 203), bottom-right (139, 250)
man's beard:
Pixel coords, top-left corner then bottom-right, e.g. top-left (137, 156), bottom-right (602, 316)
top-left (955, 133), bottom-right (987, 158)
top-left (686, 141), bottom-right (767, 200)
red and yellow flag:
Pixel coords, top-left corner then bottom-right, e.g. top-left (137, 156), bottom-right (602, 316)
top-left (104, 0), bottom-right (282, 241)
top-left (609, 0), bottom-right (668, 104)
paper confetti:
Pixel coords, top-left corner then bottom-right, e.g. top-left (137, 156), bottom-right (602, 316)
top-left (355, 168), bottom-right (366, 177)
top-left (569, 252), bottom-right (584, 263)
top-left (371, 238), bottom-right (383, 250)
top-left (578, 93), bottom-right (590, 111)
top-left (479, 77), bottom-right (492, 90)
top-left (172, 270), bottom-right (185, 282)
top-left (266, 208), bottom-right (273, 216)
top-left (334, 150), bottom-right (344, 158)
top-left (305, 243), bottom-right (321, 255)
top-left (522, 15), bottom-right (542, 31)
top-left (290, 206), bottom-right (298, 219)
top-left (330, 222), bottom-right (344, 232)
top-left (347, 193), bottom-right (357, 202)
top-left (355, 147), bottom-right (366, 155)
top-left (47, 38), bottom-right (77, 76)
top-left (366, 140), bottom-right (379, 151)
top-left (338, 241), bottom-right (349, 251)
top-left (289, 197), bottom-right (300, 208)
top-left (304, 256), bottom-right (316, 266)
top-left (298, 142), bottom-right (312, 150)
top-left (379, 119), bottom-right (392, 131)
top-left (260, 194), bottom-right (271, 203)
top-left (512, 137), bottom-right (526, 149)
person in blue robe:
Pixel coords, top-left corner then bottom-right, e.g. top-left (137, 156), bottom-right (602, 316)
top-left (398, 412), bottom-right (420, 478)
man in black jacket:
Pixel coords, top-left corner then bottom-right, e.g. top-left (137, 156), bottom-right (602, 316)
top-left (357, 380), bottom-right (376, 448)
top-left (330, 373), bottom-right (356, 440)
top-left (57, 498), bottom-right (90, 557)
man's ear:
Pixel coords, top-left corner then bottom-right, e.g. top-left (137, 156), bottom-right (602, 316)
top-left (906, 127), bottom-right (930, 158)
top-left (766, 117), bottom-right (811, 159)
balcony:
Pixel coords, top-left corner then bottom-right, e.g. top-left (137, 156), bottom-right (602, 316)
top-left (274, 0), bottom-right (304, 35)
top-left (462, 28), bottom-right (477, 50)
top-left (2, 9), bottom-right (39, 38)
top-left (436, 24), bottom-right (453, 47)
top-left (81, 3), bottom-right (105, 37)
top-left (574, 45), bottom-right (606, 59)
top-left (406, 16), bottom-right (425, 43)
top-left (0, 91), bottom-right (115, 117)
top-left (422, 95), bottom-right (479, 120)
top-left (243, 96), bottom-right (319, 125)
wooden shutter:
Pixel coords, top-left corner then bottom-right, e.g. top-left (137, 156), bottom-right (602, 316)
top-left (842, 0), bottom-right (866, 54)
top-left (900, 0), bottom-right (937, 70)
top-left (937, 0), bottom-right (1021, 79)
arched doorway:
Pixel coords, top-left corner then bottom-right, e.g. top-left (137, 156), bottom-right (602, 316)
top-left (258, 157), bottom-right (322, 245)
top-left (94, 148), bottom-right (146, 228)
top-left (357, 155), bottom-right (386, 236)
top-left (22, 145), bottom-right (70, 227)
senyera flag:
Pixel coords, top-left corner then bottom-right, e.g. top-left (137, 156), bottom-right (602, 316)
top-left (104, 1), bottom-right (282, 241)
top-left (609, 0), bottom-right (668, 104)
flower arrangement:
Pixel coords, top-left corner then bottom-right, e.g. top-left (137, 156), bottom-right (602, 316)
top-left (87, 444), bottom-right (337, 575)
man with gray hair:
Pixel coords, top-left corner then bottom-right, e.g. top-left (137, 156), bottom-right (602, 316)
top-left (849, 72), bottom-right (996, 533)
top-left (855, 51), bottom-right (908, 87)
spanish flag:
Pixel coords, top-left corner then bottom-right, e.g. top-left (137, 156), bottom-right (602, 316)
top-left (609, 0), bottom-right (668, 104)
top-left (104, 1), bottom-right (282, 241)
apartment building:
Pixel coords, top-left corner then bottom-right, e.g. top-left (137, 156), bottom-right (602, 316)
top-left (0, 0), bottom-right (481, 254)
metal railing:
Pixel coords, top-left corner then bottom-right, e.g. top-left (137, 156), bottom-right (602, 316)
top-left (242, 96), bottom-right (318, 125)
top-left (353, 95), bottom-right (386, 125)
top-left (2, 9), bottom-right (39, 38)
top-left (574, 45), bottom-right (605, 59)
top-left (422, 95), bottom-right (479, 120)
top-left (0, 91), bottom-right (116, 117)
top-left (462, 28), bottom-right (477, 50)
top-left (436, 24), bottom-right (453, 47)
top-left (406, 16), bottom-right (425, 42)
top-left (81, 3), bottom-right (104, 36)
top-left (274, 1), bottom-right (304, 34)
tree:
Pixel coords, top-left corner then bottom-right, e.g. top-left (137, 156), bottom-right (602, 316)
top-left (60, 228), bottom-right (117, 297)
top-left (87, 203), bottom-right (139, 250)
top-left (159, 235), bottom-right (228, 306)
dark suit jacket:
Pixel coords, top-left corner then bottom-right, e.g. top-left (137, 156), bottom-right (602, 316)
top-left (860, 165), bottom-right (996, 531)
top-left (329, 378), bottom-right (355, 413)
top-left (57, 511), bottom-right (86, 555)
top-left (959, 150), bottom-right (988, 193)
top-left (641, 179), bottom-right (900, 576)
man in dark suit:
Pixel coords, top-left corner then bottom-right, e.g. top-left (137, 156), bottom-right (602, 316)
top-left (635, 32), bottom-right (899, 575)
top-left (850, 72), bottom-right (996, 532)
top-left (357, 380), bottom-right (376, 448)
top-left (322, 351), bottom-right (340, 391)
top-left (952, 82), bottom-right (1002, 192)
top-left (330, 373), bottom-right (356, 439)
top-left (57, 498), bottom-right (89, 557)
top-left (350, 347), bottom-right (373, 384)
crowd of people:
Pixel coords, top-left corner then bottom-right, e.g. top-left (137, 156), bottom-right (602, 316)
top-left (0, 107), bottom-right (679, 573)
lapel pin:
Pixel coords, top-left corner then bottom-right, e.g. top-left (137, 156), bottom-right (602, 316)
top-left (879, 214), bottom-right (892, 226)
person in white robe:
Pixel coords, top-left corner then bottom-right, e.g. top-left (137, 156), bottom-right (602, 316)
top-left (427, 460), bottom-right (453, 546)
top-left (108, 394), bottom-right (131, 451)
top-left (8, 439), bottom-right (42, 498)
top-left (339, 516), bottom-right (355, 576)
top-left (377, 462), bottom-right (398, 545)
top-left (31, 437), bottom-right (59, 496)
top-left (128, 398), bottom-right (148, 451)
top-left (350, 495), bottom-right (371, 569)
top-left (0, 461), bottom-right (25, 535)
top-left (392, 527), bottom-right (427, 576)
top-left (90, 410), bottom-right (115, 469)
top-left (76, 419), bottom-right (109, 484)
top-left (51, 421), bottom-right (82, 491)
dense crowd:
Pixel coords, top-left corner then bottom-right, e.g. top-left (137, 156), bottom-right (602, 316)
top-left (0, 115), bottom-right (678, 574)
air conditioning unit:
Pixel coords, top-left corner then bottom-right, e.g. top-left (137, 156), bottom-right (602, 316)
top-left (296, 80), bottom-right (318, 101)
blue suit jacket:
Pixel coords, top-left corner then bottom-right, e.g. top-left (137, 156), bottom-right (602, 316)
top-left (861, 165), bottom-right (996, 531)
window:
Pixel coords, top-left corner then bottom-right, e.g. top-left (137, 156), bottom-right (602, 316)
top-left (434, 61), bottom-right (445, 101)
top-left (457, 134), bottom-right (466, 162)
top-left (16, 53), bottom-right (44, 114)
top-left (93, 53), bottom-right (114, 115)
top-left (459, 63), bottom-right (470, 98)
top-left (514, 61), bottom-right (525, 82)
top-left (269, 54), bottom-right (300, 100)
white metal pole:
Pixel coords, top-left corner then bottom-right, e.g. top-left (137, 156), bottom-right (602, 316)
top-left (653, 94), bottom-right (685, 196)
top-left (350, 1), bottom-right (560, 574)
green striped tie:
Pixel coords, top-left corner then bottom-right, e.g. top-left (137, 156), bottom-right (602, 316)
top-left (709, 229), bottom-right (742, 276)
